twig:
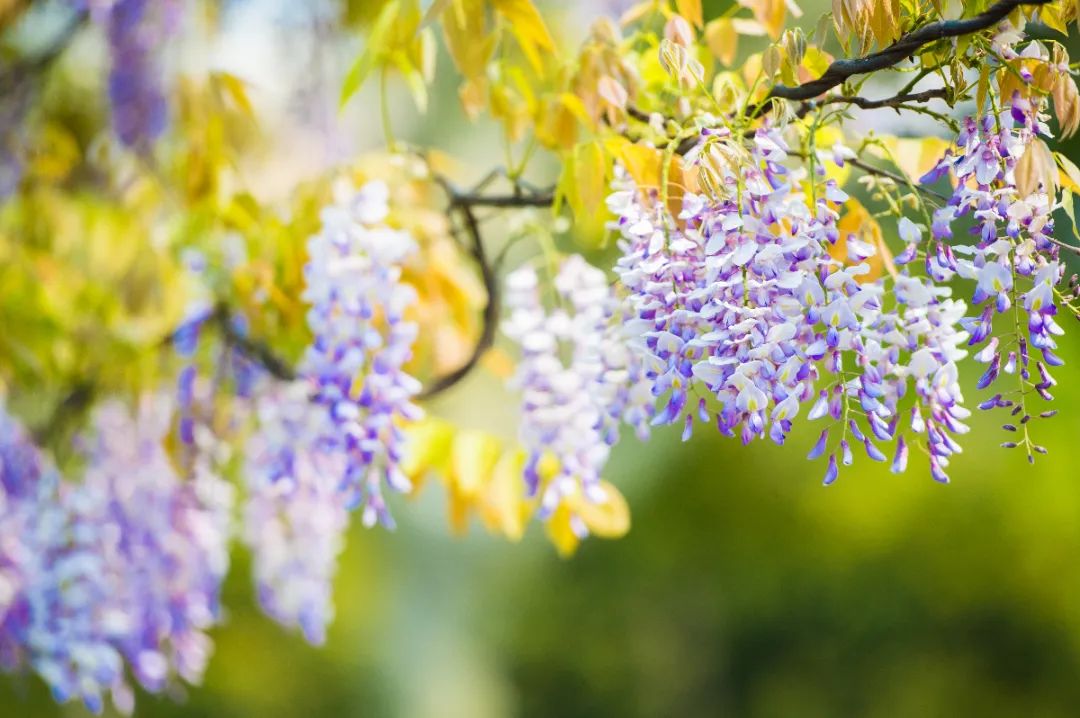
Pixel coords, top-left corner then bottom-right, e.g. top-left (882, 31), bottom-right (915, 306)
top-left (1045, 235), bottom-right (1080, 256)
top-left (817, 88), bottom-right (950, 110)
top-left (209, 304), bottom-right (298, 381)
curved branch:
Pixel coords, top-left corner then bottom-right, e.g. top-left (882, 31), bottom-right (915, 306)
top-left (420, 174), bottom-right (559, 398)
top-left (758, 0), bottom-right (1052, 108)
top-left (420, 178), bottom-right (507, 399)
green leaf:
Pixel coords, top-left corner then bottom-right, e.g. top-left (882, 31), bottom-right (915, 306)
top-left (339, 0), bottom-right (400, 109)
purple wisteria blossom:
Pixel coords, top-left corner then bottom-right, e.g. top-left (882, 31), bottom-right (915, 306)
top-left (1, 396), bottom-right (232, 714)
top-left (503, 256), bottom-right (651, 535)
top-left (299, 179), bottom-right (423, 527)
top-left (76, 0), bottom-right (182, 147)
top-left (607, 126), bottom-right (974, 484)
top-left (243, 382), bottom-right (349, 645)
top-left (921, 94), bottom-right (1066, 459)
top-left (240, 179), bottom-right (422, 640)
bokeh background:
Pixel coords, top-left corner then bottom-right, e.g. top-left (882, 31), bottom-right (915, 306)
top-left (4, 0), bottom-right (1080, 716)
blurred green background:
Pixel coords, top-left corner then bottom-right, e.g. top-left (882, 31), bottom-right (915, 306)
top-left (4, 0), bottom-right (1080, 716)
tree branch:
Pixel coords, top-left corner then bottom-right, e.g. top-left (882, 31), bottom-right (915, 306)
top-left (446, 191), bottom-right (554, 208)
top-left (756, 0), bottom-right (1052, 109)
top-left (817, 88), bottom-right (950, 110)
top-left (209, 304), bottom-right (298, 382)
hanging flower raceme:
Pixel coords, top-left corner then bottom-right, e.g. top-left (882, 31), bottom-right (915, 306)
top-left (299, 179), bottom-right (423, 528)
top-left (606, 125), bottom-right (979, 484)
top-left (243, 382), bottom-right (350, 645)
top-left (67, 397), bottom-right (231, 709)
top-left (612, 128), bottom-right (842, 448)
top-left (0, 396), bottom-right (232, 715)
top-left (922, 92), bottom-right (1067, 459)
top-left (70, 0), bottom-right (182, 147)
top-left (0, 405), bottom-right (60, 676)
top-left (503, 255), bottom-right (648, 537)
top-left (0, 404), bottom-right (132, 714)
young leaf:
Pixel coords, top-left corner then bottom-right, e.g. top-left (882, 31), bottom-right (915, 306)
top-left (211, 71), bottom-right (256, 119)
top-left (492, 0), bottom-right (556, 75)
top-left (480, 449), bottom-right (530, 541)
top-left (442, 0), bottom-right (495, 80)
top-left (704, 18), bottom-right (738, 66)
top-left (1056, 151), bottom-right (1080, 193)
top-left (675, 0), bottom-right (704, 28)
top-left (340, 0), bottom-right (400, 108)
top-left (833, 198), bottom-right (889, 283)
top-left (450, 429), bottom-right (502, 498)
top-left (1016, 137), bottom-right (1057, 197)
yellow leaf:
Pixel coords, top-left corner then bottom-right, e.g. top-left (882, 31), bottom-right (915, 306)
top-left (675, 0), bottom-right (703, 28)
top-left (492, 0), bottom-right (555, 75)
top-left (212, 71), bottom-right (256, 119)
top-left (575, 141), bottom-right (609, 215)
top-left (833, 198), bottom-right (887, 283)
top-left (442, 0), bottom-right (495, 80)
top-left (545, 505), bottom-right (581, 557)
top-left (458, 77), bottom-right (488, 120)
top-left (737, 0), bottom-right (786, 39)
top-left (1052, 73), bottom-right (1080, 138)
top-left (614, 142), bottom-right (688, 218)
top-left (400, 417), bottom-right (456, 480)
top-left (340, 0), bottom-right (400, 108)
top-left (1039, 2), bottom-right (1069, 34)
top-left (877, 136), bottom-right (952, 185)
top-left (573, 482), bottom-right (631, 539)
top-left (1055, 151), bottom-right (1080, 194)
top-left (800, 46), bottom-right (832, 81)
top-left (704, 18), bottom-right (738, 66)
top-left (1016, 137), bottom-right (1058, 197)
top-left (450, 429), bottom-right (502, 497)
top-left (480, 448), bottom-right (530, 541)
top-left (393, 54), bottom-right (429, 113)
top-left (810, 125), bottom-right (850, 188)
top-left (867, 0), bottom-right (900, 47)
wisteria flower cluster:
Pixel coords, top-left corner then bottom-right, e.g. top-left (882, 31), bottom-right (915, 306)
top-left (242, 179), bottom-right (422, 642)
top-left (0, 396), bottom-right (232, 714)
top-left (920, 96), bottom-right (1068, 459)
top-left (76, 0), bottom-right (181, 147)
top-left (596, 96), bottom-right (1067, 485)
top-left (503, 255), bottom-right (652, 537)
top-left (243, 383), bottom-right (349, 646)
